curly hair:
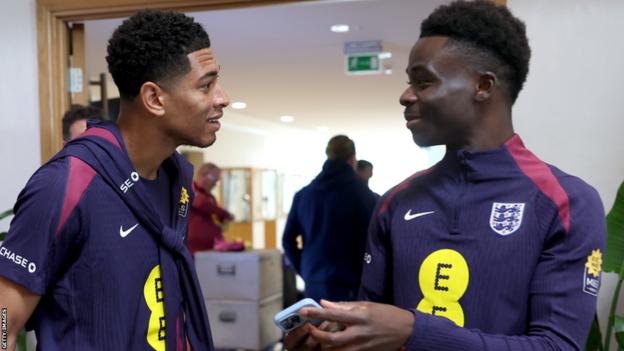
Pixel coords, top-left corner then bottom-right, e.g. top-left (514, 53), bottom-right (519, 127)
top-left (420, 0), bottom-right (530, 103)
top-left (106, 10), bottom-right (211, 100)
top-left (62, 104), bottom-right (103, 141)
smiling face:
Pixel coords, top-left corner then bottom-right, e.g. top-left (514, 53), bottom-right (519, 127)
top-left (400, 36), bottom-right (480, 148)
top-left (160, 48), bottom-right (229, 148)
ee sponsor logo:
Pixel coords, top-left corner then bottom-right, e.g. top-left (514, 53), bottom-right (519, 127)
top-left (416, 249), bottom-right (469, 327)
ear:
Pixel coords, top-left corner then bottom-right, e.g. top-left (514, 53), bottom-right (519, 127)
top-left (139, 81), bottom-right (166, 116)
top-left (348, 156), bottom-right (357, 169)
top-left (474, 72), bottom-right (497, 102)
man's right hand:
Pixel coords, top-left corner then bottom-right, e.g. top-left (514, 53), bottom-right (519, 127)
top-left (0, 276), bottom-right (40, 351)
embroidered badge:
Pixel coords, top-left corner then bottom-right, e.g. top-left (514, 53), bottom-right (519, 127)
top-left (178, 186), bottom-right (189, 218)
top-left (583, 249), bottom-right (602, 296)
top-left (489, 202), bottom-right (525, 236)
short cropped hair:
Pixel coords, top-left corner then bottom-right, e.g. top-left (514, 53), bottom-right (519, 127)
top-left (61, 104), bottom-right (103, 141)
top-left (357, 160), bottom-right (373, 172)
top-left (326, 135), bottom-right (356, 162)
top-left (106, 10), bottom-right (211, 100)
top-left (420, 0), bottom-right (530, 103)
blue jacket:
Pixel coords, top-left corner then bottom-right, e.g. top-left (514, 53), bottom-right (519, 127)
top-left (283, 159), bottom-right (377, 288)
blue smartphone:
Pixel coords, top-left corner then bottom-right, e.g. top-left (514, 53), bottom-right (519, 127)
top-left (273, 298), bottom-right (321, 333)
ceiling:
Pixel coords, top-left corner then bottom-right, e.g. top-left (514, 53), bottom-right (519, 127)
top-left (84, 0), bottom-right (450, 135)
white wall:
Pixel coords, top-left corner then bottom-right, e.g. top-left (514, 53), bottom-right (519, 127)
top-left (189, 110), bottom-right (438, 196)
top-left (0, 0), bottom-right (40, 232)
top-left (509, 0), bottom-right (624, 208)
top-left (509, 0), bottom-right (624, 339)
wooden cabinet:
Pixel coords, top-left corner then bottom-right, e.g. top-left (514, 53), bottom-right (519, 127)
top-left (218, 168), bottom-right (278, 249)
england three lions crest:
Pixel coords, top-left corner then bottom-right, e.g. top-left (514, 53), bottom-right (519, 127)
top-left (490, 202), bottom-right (525, 236)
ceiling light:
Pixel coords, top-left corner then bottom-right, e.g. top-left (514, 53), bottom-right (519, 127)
top-left (280, 115), bottom-right (295, 123)
top-left (231, 101), bottom-right (247, 109)
top-left (316, 126), bottom-right (329, 132)
top-left (330, 24), bottom-right (350, 33)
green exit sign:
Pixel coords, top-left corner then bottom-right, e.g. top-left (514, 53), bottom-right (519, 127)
top-left (346, 54), bottom-right (381, 75)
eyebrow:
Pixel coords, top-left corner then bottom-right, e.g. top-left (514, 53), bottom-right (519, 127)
top-left (197, 67), bottom-right (220, 83)
top-left (406, 64), bottom-right (429, 74)
top-left (199, 71), bottom-right (218, 80)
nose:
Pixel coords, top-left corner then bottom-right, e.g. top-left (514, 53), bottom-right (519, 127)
top-left (214, 83), bottom-right (230, 108)
top-left (399, 86), bottom-right (417, 107)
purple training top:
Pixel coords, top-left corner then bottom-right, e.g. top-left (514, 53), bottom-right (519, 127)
top-left (361, 134), bottom-right (606, 350)
top-left (0, 122), bottom-right (212, 350)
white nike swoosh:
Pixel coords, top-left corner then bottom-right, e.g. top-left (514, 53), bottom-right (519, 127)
top-left (119, 223), bottom-right (139, 238)
top-left (404, 210), bottom-right (435, 221)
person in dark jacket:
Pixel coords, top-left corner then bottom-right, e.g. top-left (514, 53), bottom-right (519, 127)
top-left (356, 159), bottom-right (381, 200)
top-left (282, 135), bottom-right (377, 302)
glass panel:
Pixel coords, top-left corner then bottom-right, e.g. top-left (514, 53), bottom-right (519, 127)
top-left (222, 169), bottom-right (251, 222)
top-left (260, 170), bottom-right (277, 220)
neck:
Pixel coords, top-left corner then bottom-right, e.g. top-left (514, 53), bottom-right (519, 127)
top-left (117, 103), bottom-right (176, 180)
top-left (453, 103), bottom-right (514, 151)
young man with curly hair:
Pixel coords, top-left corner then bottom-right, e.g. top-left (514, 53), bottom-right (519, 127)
top-left (286, 1), bottom-right (605, 350)
top-left (0, 10), bottom-right (228, 351)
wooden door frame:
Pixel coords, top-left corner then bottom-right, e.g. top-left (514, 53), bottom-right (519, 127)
top-left (36, 0), bottom-right (312, 163)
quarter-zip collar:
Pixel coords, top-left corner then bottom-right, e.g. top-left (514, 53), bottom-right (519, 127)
top-left (437, 134), bottom-right (526, 182)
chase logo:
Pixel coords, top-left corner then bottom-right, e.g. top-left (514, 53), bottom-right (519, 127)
top-left (0, 246), bottom-right (36, 273)
top-left (489, 202), bottom-right (525, 236)
top-left (178, 187), bottom-right (190, 218)
top-left (583, 249), bottom-right (602, 296)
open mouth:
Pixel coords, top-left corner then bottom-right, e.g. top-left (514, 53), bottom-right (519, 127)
top-left (207, 114), bottom-right (222, 124)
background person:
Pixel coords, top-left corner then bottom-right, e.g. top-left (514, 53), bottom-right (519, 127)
top-left (61, 104), bottom-right (104, 142)
top-left (188, 162), bottom-right (236, 255)
top-left (282, 135), bottom-right (377, 302)
top-left (356, 159), bottom-right (380, 200)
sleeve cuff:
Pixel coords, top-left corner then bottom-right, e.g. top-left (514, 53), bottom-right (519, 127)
top-left (402, 309), bottom-right (426, 351)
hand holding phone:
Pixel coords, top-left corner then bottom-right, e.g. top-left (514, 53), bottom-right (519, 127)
top-left (273, 298), bottom-right (321, 333)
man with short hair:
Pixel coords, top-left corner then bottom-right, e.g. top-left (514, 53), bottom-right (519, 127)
top-left (283, 135), bottom-right (377, 302)
top-left (188, 162), bottom-right (234, 255)
top-left (0, 10), bottom-right (228, 350)
top-left (61, 104), bottom-right (105, 142)
top-left (356, 159), bottom-right (380, 200)
top-left (286, 1), bottom-right (605, 350)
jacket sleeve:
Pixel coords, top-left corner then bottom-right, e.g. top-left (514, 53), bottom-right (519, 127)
top-left (359, 200), bottom-right (393, 302)
top-left (402, 184), bottom-right (606, 351)
top-left (282, 192), bottom-right (303, 274)
top-left (191, 193), bottom-right (233, 222)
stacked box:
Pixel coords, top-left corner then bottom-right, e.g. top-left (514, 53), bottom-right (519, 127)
top-left (195, 249), bottom-right (283, 350)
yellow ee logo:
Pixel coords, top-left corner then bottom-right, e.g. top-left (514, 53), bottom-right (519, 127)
top-left (144, 265), bottom-right (166, 351)
top-left (416, 249), bottom-right (469, 327)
